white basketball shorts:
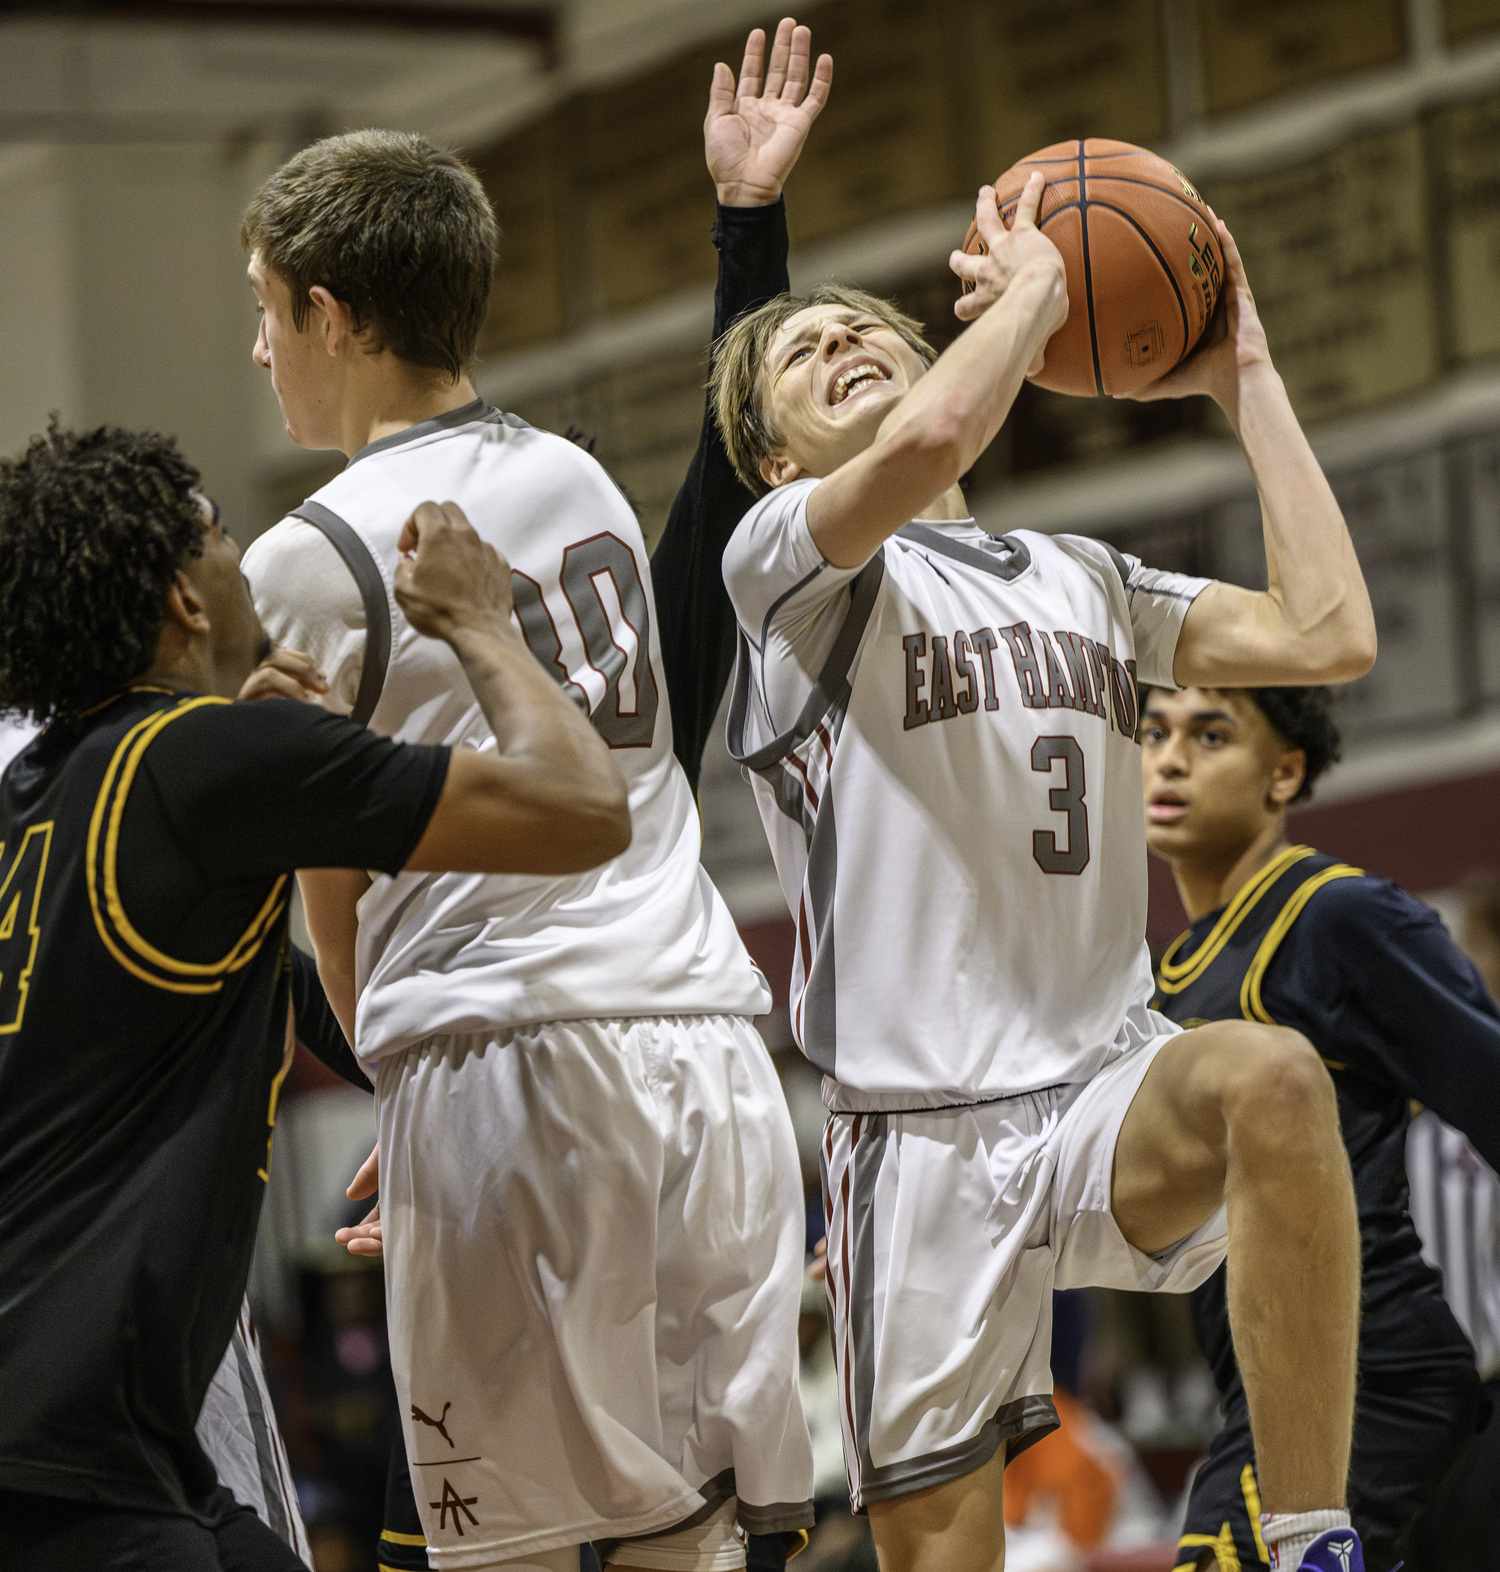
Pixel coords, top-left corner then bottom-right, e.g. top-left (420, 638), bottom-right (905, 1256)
top-left (376, 1015), bottom-right (815, 1569)
top-left (821, 1026), bottom-right (1227, 1511)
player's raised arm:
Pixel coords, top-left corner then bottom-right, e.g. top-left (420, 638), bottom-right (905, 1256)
top-left (704, 17), bottom-right (830, 207)
top-left (1129, 218), bottom-right (1376, 686)
top-left (653, 18), bottom-right (829, 790)
top-left (801, 176), bottom-right (1067, 568)
top-left (393, 502), bottom-right (631, 874)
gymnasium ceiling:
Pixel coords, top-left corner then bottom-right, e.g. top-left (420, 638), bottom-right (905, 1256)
top-left (0, 0), bottom-right (789, 149)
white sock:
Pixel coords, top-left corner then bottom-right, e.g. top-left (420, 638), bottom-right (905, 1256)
top-left (1260, 1509), bottom-right (1351, 1568)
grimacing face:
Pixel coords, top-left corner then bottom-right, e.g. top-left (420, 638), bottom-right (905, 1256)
top-left (248, 253), bottom-right (336, 451)
top-left (758, 304), bottom-right (931, 487)
top-left (1139, 687), bottom-right (1306, 865)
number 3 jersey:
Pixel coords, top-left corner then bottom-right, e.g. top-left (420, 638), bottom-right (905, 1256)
top-left (723, 478), bottom-right (1211, 1111)
top-left (244, 403), bottom-right (769, 1066)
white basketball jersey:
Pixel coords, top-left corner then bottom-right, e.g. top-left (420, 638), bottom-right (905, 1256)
top-left (245, 404), bottom-right (768, 1065)
top-left (723, 478), bottom-right (1210, 1111)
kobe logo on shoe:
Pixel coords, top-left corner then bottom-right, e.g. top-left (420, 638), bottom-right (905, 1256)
top-left (412, 1401), bottom-right (454, 1447)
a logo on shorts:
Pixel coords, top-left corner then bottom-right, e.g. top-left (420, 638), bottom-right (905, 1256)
top-left (412, 1400), bottom-right (454, 1447)
top-left (430, 1478), bottom-right (480, 1535)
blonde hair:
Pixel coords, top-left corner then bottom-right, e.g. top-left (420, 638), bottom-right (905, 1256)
top-left (710, 284), bottom-right (937, 495)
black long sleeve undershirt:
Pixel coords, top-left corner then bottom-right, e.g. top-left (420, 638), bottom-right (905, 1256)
top-left (650, 199), bottom-right (790, 794)
top-left (291, 943), bottom-right (369, 1091)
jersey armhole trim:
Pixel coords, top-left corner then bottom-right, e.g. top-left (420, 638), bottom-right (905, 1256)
top-left (1241, 862), bottom-right (1363, 1024)
top-left (727, 551), bottom-right (886, 771)
top-left (87, 699), bottom-right (288, 993)
top-left (1157, 843), bottom-right (1315, 994)
top-left (290, 501), bottom-right (392, 728)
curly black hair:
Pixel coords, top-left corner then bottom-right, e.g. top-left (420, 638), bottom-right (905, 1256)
top-left (0, 421), bottom-right (206, 724)
top-left (1247, 686), bottom-right (1341, 804)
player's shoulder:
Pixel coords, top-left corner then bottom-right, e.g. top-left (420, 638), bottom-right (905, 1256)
top-left (1291, 863), bottom-right (1437, 945)
top-left (139, 692), bottom-right (349, 772)
top-left (241, 515), bottom-right (343, 583)
top-left (724, 477), bottom-right (820, 574)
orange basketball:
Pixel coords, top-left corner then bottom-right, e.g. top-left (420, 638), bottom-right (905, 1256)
top-left (961, 139), bottom-right (1224, 398)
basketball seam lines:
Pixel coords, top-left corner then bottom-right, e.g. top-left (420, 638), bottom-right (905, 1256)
top-left (1076, 142), bottom-right (1104, 397)
top-left (1100, 204), bottom-right (1190, 357)
top-left (1003, 178), bottom-right (1210, 225)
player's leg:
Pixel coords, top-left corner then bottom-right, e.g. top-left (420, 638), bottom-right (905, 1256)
top-left (378, 1025), bottom-right (712, 1571)
top-left (1109, 1021), bottom-right (1359, 1523)
top-left (866, 1451), bottom-right (1006, 1572)
top-left (822, 1102), bottom-right (1062, 1572)
top-left (605, 1015), bottom-right (813, 1572)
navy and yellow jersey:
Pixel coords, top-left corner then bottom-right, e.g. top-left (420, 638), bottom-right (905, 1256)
top-left (1154, 843), bottom-right (1500, 1386)
top-left (0, 686), bottom-right (446, 1518)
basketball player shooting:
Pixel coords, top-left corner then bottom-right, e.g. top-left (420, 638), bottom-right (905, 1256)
top-left (711, 173), bottom-right (1377, 1572)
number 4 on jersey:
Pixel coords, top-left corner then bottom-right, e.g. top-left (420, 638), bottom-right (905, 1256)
top-left (0, 822), bottom-right (53, 1032)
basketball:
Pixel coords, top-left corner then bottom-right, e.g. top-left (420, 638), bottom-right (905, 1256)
top-left (961, 139), bottom-right (1225, 398)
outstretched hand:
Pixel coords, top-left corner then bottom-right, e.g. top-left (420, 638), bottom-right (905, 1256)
top-left (236, 647), bottom-right (329, 703)
top-left (706, 17), bottom-right (831, 208)
top-left (948, 174), bottom-right (1069, 373)
top-left (1124, 215), bottom-right (1271, 421)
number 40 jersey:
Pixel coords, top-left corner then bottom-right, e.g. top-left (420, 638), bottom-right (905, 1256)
top-left (723, 478), bottom-right (1211, 1112)
top-left (244, 404), bottom-right (768, 1068)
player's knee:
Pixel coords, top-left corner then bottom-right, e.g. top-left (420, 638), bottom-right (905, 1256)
top-left (1218, 1025), bottom-right (1334, 1158)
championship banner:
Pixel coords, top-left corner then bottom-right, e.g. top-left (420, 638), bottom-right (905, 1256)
top-left (1432, 93), bottom-right (1500, 364)
top-left (971, 0), bottom-right (1168, 178)
top-left (475, 114), bottom-right (569, 355)
top-left (1205, 123), bottom-right (1438, 424)
top-left (1196, 0), bottom-right (1406, 117)
top-left (785, 0), bottom-right (959, 246)
top-left (1443, 0), bottom-right (1500, 44)
top-left (581, 45), bottom-right (721, 313)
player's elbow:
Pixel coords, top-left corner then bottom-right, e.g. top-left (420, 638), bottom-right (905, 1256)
top-left (564, 777), bottom-right (633, 870)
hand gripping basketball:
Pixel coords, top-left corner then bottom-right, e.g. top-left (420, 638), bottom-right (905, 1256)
top-left (948, 175), bottom-right (1069, 376)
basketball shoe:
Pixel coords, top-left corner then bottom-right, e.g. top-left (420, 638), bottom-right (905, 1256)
top-left (1295, 1528), bottom-right (1364, 1572)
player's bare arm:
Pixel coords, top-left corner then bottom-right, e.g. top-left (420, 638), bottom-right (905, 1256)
top-left (393, 500), bottom-right (630, 875)
top-left (298, 867), bottom-right (367, 1043)
top-left (706, 17), bottom-right (830, 207)
top-left (797, 175), bottom-right (1067, 569)
top-left (1130, 219), bottom-right (1376, 687)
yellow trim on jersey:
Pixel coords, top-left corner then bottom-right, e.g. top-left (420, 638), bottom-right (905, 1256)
top-left (0, 821), bottom-right (54, 1034)
top-left (1177, 1523), bottom-right (1241, 1570)
top-left (379, 1529), bottom-right (429, 1546)
top-left (1239, 1463), bottom-right (1269, 1563)
top-left (1156, 845), bottom-right (1314, 994)
top-left (1240, 863), bottom-right (1363, 1026)
top-left (87, 699), bottom-right (287, 993)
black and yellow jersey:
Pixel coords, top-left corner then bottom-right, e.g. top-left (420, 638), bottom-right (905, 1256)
top-left (0, 686), bottom-right (446, 1518)
top-left (1154, 842), bottom-right (1500, 1391)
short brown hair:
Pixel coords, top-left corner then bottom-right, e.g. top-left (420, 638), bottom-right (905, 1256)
top-left (242, 130), bottom-right (497, 379)
top-left (710, 284), bottom-right (937, 495)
